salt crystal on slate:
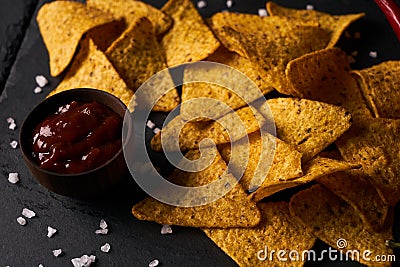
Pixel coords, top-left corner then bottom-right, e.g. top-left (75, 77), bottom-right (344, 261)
top-left (226, 0), bottom-right (233, 8)
top-left (258, 9), bottom-right (268, 17)
top-left (306, 4), bottom-right (314, 10)
top-left (71, 254), bottom-right (96, 267)
top-left (6, 117), bottom-right (14, 124)
top-left (8, 172), bottom-right (19, 184)
top-left (161, 224), bottom-right (172, 235)
top-left (101, 243), bottom-right (111, 253)
top-left (38, 264), bottom-right (44, 267)
top-left (22, 208), bottom-right (36, 218)
top-left (35, 75), bottom-right (48, 87)
top-left (34, 87), bottom-right (43, 94)
top-left (52, 249), bottom-right (62, 257)
top-left (17, 217), bottom-right (26, 226)
top-left (149, 259), bottom-right (159, 267)
top-left (146, 120), bottom-right (156, 129)
top-left (10, 140), bottom-right (18, 149)
top-left (8, 122), bottom-right (17, 130)
top-left (95, 229), bottom-right (108, 235)
top-left (369, 51), bottom-right (378, 58)
top-left (153, 127), bottom-right (161, 134)
top-left (99, 219), bottom-right (108, 229)
top-left (47, 226), bottom-right (57, 238)
top-left (197, 0), bottom-right (207, 8)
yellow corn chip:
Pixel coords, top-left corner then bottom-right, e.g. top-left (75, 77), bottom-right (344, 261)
top-left (318, 171), bottom-right (389, 232)
top-left (37, 1), bottom-right (116, 77)
top-left (132, 149), bottom-right (261, 228)
top-left (336, 117), bottom-right (400, 206)
top-left (218, 132), bottom-right (303, 192)
top-left (209, 13), bottom-right (330, 95)
top-left (290, 184), bottom-right (393, 267)
top-left (266, 2), bottom-right (364, 47)
top-left (261, 98), bottom-right (352, 163)
top-left (151, 106), bottom-right (266, 151)
top-left (49, 37), bottom-right (134, 108)
top-left (203, 202), bottom-right (316, 267)
top-left (352, 61), bottom-right (400, 119)
top-left (87, 0), bottom-right (172, 36)
top-left (161, 0), bottom-right (220, 66)
top-left (105, 17), bottom-right (179, 112)
top-left (86, 19), bottom-right (127, 52)
top-left (286, 47), bottom-right (372, 118)
top-left (250, 157), bottom-right (360, 202)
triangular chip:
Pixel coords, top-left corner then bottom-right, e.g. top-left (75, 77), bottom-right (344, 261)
top-left (290, 184), bottom-right (393, 267)
top-left (318, 171), bottom-right (389, 232)
top-left (132, 149), bottom-right (261, 228)
top-left (87, 0), bottom-right (172, 36)
top-left (286, 47), bottom-right (372, 118)
top-left (161, 0), bottom-right (220, 66)
top-left (261, 98), bottom-right (352, 163)
top-left (336, 117), bottom-right (400, 206)
top-left (266, 2), bottom-right (364, 47)
top-left (209, 13), bottom-right (330, 95)
top-left (219, 132), bottom-right (303, 192)
top-left (250, 157), bottom-right (360, 202)
top-left (37, 1), bottom-right (116, 77)
top-left (49, 38), bottom-right (134, 108)
top-left (105, 17), bottom-right (179, 112)
top-left (352, 61), bottom-right (400, 119)
top-left (203, 202), bottom-right (316, 267)
top-left (151, 106), bottom-right (266, 151)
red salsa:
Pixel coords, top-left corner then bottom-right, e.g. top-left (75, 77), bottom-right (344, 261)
top-left (32, 101), bottom-right (122, 174)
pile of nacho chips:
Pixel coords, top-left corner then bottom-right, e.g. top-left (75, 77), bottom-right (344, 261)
top-left (37, 1), bottom-right (400, 266)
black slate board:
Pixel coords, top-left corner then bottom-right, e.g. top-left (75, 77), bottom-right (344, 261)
top-left (1, 0), bottom-right (400, 266)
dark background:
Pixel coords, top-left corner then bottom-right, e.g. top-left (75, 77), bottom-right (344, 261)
top-left (1, 0), bottom-right (400, 266)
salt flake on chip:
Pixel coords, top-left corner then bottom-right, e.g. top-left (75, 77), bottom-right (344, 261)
top-left (258, 9), bottom-right (268, 17)
top-left (22, 208), bottom-right (36, 218)
top-left (153, 127), bottom-right (161, 134)
top-left (161, 224), bottom-right (172, 235)
top-left (100, 243), bottom-right (111, 253)
top-left (17, 217), bottom-right (26, 226)
top-left (47, 226), bottom-right (57, 238)
top-left (34, 87), bottom-right (43, 94)
top-left (10, 140), bottom-right (18, 149)
top-left (197, 0), bottom-right (207, 8)
top-left (52, 249), bottom-right (62, 257)
top-left (35, 75), bottom-right (48, 87)
top-left (8, 172), bottom-right (19, 184)
top-left (149, 259), bottom-right (159, 267)
top-left (99, 219), bottom-right (108, 229)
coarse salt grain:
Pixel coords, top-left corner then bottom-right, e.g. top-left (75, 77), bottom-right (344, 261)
top-left (100, 243), bottom-right (111, 253)
top-left (8, 122), bottom-right (17, 130)
top-left (149, 259), bottom-right (159, 267)
top-left (306, 4), bottom-right (314, 10)
top-left (52, 249), bottom-right (63, 257)
top-left (99, 219), bottom-right (108, 230)
top-left (161, 224), bottom-right (172, 235)
top-left (153, 127), bottom-right (161, 134)
top-left (38, 264), bottom-right (44, 267)
top-left (47, 226), bottom-right (57, 238)
top-left (71, 255), bottom-right (96, 267)
top-left (10, 140), bottom-right (18, 149)
top-left (146, 120), bottom-right (156, 129)
top-left (22, 208), bottom-right (36, 218)
top-left (6, 117), bottom-right (14, 124)
top-left (35, 75), bottom-right (48, 87)
top-left (95, 229), bottom-right (108, 235)
top-left (226, 0), bottom-right (233, 8)
top-left (8, 172), bottom-right (19, 184)
top-left (197, 0), bottom-right (207, 8)
top-left (17, 216), bottom-right (26, 226)
top-left (34, 87), bottom-right (43, 94)
top-left (258, 8), bottom-right (268, 17)
top-left (369, 51), bottom-right (378, 58)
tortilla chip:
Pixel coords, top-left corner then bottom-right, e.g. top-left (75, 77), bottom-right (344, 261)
top-left (289, 184), bottom-right (393, 267)
top-left (160, 0), bottom-right (220, 66)
top-left (151, 106), bottom-right (266, 152)
top-left (250, 157), bottom-right (361, 202)
top-left (105, 17), bottom-right (179, 112)
top-left (352, 61), bottom-right (400, 119)
top-left (37, 1), bottom-right (116, 77)
top-left (266, 2), bottom-right (364, 47)
top-left (260, 98), bottom-right (352, 163)
top-left (286, 47), bottom-right (372, 118)
top-left (86, 19), bottom-right (127, 52)
top-left (132, 149), bottom-right (261, 228)
top-left (209, 13), bottom-right (330, 95)
top-left (318, 171), bottom-right (389, 232)
top-left (203, 202), bottom-right (316, 267)
top-left (336, 117), bottom-right (400, 206)
top-left (87, 0), bottom-right (172, 36)
top-left (219, 132), bottom-right (303, 192)
top-left (316, 149), bottom-right (343, 160)
top-left (49, 37), bottom-right (134, 109)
